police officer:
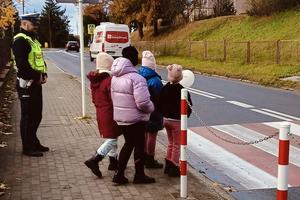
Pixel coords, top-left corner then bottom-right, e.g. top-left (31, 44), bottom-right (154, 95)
top-left (12, 13), bottom-right (49, 157)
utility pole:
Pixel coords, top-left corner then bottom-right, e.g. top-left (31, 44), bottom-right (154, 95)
top-left (17, 0), bottom-right (25, 14)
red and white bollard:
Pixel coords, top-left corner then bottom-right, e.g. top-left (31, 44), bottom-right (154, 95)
top-left (277, 122), bottom-right (291, 200)
top-left (180, 89), bottom-right (188, 198)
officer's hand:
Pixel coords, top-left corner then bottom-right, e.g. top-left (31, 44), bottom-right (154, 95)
top-left (41, 76), bottom-right (47, 84)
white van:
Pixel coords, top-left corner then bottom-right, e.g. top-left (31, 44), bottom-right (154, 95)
top-left (89, 22), bottom-right (131, 61)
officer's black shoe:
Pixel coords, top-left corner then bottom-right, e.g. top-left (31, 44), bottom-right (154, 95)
top-left (23, 150), bottom-right (43, 157)
top-left (35, 144), bottom-right (49, 152)
top-left (133, 174), bottom-right (155, 184)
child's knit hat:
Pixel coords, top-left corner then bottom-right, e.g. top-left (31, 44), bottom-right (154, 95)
top-left (122, 46), bottom-right (139, 66)
top-left (96, 52), bottom-right (114, 71)
top-left (142, 50), bottom-right (156, 70)
top-left (167, 64), bottom-right (183, 83)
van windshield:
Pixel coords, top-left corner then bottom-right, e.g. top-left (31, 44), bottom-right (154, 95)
top-left (106, 31), bottom-right (128, 43)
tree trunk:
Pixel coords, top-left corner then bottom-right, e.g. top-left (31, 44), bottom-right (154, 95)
top-left (153, 20), bottom-right (158, 36)
top-left (137, 22), bottom-right (144, 39)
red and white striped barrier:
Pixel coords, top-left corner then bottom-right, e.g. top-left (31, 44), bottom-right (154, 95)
top-left (277, 122), bottom-right (290, 200)
top-left (180, 89), bottom-right (188, 198)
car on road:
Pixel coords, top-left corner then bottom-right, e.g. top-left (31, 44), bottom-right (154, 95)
top-left (66, 41), bottom-right (79, 52)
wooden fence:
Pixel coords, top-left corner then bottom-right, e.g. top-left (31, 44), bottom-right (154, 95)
top-left (133, 40), bottom-right (300, 65)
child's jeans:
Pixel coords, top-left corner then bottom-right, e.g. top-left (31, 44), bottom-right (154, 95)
top-left (97, 138), bottom-right (118, 158)
top-left (163, 119), bottom-right (180, 166)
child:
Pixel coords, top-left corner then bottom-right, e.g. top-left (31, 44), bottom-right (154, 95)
top-left (111, 46), bottom-right (155, 184)
top-left (84, 52), bottom-right (121, 178)
top-left (138, 50), bottom-right (163, 169)
top-left (158, 64), bottom-right (192, 177)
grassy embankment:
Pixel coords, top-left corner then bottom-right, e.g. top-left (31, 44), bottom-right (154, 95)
top-left (132, 9), bottom-right (300, 90)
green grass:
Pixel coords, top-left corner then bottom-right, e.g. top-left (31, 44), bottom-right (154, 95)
top-left (132, 9), bottom-right (300, 89)
top-left (132, 9), bottom-right (300, 41)
top-left (156, 56), bottom-right (300, 88)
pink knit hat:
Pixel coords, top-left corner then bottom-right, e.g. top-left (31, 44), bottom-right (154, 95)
top-left (167, 64), bottom-right (183, 83)
top-left (142, 50), bottom-right (156, 70)
top-left (96, 52), bottom-right (114, 71)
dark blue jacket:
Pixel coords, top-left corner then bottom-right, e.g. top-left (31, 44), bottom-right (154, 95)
top-left (138, 66), bottom-right (163, 132)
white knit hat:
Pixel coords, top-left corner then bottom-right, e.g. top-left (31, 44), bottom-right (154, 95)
top-left (142, 50), bottom-right (156, 70)
top-left (96, 52), bottom-right (114, 71)
top-left (167, 64), bottom-right (183, 83)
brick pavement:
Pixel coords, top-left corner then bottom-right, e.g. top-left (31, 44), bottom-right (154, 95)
top-left (0, 60), bottom-right (233, 200)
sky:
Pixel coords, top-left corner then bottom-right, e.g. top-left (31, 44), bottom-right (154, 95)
top-left (14, 0), bottom-right (78, 34)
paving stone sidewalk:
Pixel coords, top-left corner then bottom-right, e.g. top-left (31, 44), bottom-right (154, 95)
top-left (0, 60), bottom-right (233, 200)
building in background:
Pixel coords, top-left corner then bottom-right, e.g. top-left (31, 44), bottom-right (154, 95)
top-left (189, 0), bottom-right (249, 22)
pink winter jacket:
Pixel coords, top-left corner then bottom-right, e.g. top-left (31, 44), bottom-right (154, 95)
top-left (111, 57), bottom-right (154, 124)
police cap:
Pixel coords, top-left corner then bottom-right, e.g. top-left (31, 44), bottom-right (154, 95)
top-left (20, 13), bottom-right (40, 25)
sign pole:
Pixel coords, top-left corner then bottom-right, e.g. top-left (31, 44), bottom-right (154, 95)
top-left (56, 0), bottom-right (100, 118)
top-left (79, 0), bottom-right (86, 117)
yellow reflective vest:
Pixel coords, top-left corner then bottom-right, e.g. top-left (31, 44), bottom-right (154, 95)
top-left (14, 33), bottom-right (47, 73)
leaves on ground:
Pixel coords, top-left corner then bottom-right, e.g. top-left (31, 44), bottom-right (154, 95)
top-left (74, 116), bottom-right (92, 120)
top-left (0, 122), bottom-right (11, 129)
top-left (0, 142), bottom-right (8, 148)
top-left (1, 131), bottom-right (13, 135)
top-left (223, 186), bottom-right (236, 192)
top-left (0, 182), bottom-right (8, 190)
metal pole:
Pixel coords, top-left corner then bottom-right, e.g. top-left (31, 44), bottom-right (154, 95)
top-left (277, 122), bottom-right (290, 200)
top-left (180, 89), bottom-right (188, 198)
top-left (79, 0), bottom-right (86, 117)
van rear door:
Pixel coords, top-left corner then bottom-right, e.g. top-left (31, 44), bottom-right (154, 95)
top-left (104, 31), bottom-right (129, 57)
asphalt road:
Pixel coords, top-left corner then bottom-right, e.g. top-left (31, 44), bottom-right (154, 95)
top-left (43, 49), bottom-right (300, 127)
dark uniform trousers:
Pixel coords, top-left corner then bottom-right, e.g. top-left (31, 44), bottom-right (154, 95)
top-left (16, 80), bottom-right (43, 152)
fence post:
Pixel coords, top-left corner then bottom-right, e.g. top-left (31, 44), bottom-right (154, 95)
top-left (246, 41), bottom-right (251, 64)
top-left (180, 89), bottom-right (188, 198)
top-left (277, 122), bottom-right (290, 200)
top-left (204, 40), bottom-right (208, 59)
top-left (223, 39), bottom-right (227, 62)
top-left (164, 40), bottom-right (167, 55)
top-left (175, 40), bottom-right (178, 56)
top-left (276, 40), bottom-right (281, 64)
top-left (188, 39), bottom-right (192, 57)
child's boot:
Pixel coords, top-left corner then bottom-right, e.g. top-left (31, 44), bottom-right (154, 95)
top-left (168, 162), bottom-right (180, 177)
top-left (164, 159), bottom-right (172, 174)
top-left (145, 154), bottom-right (163, 169)
top-left (84, 152), bottom-right (103, 178)
top-left (108, 156), bottom-right (118, 171)
top-left (112, 171), bottom-right (128, 185)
